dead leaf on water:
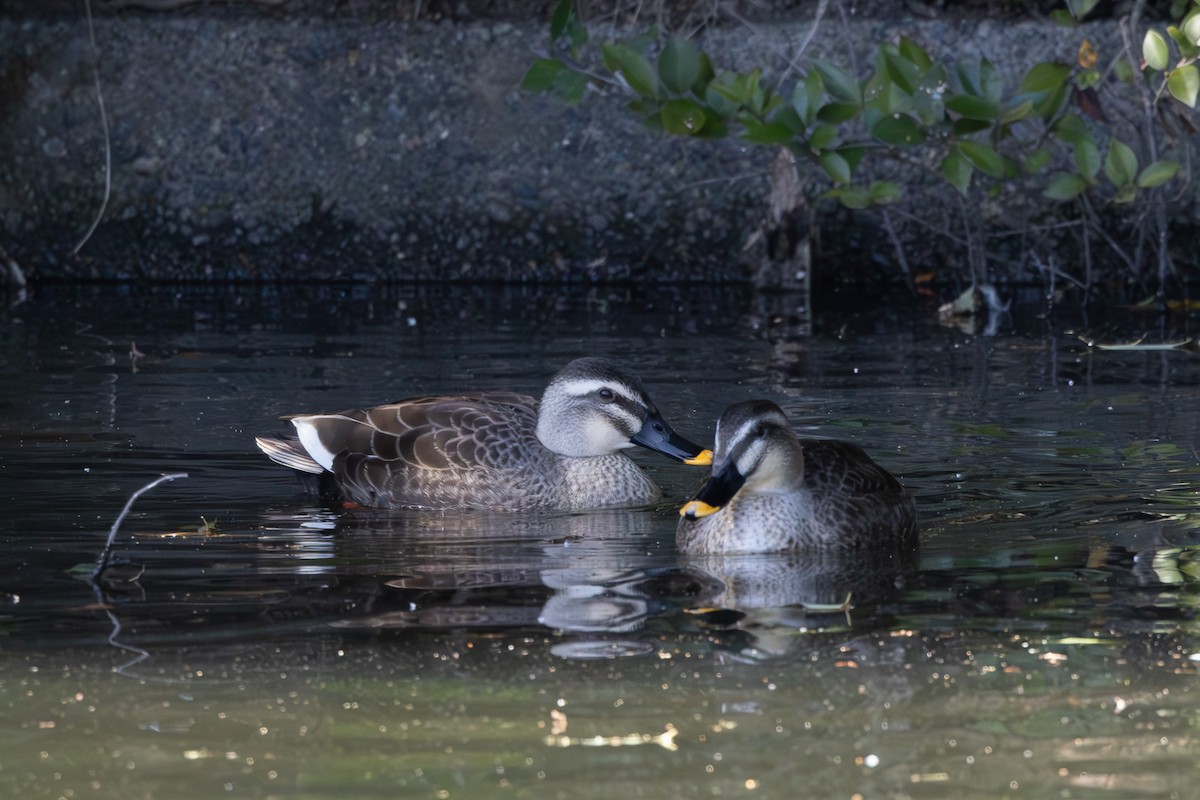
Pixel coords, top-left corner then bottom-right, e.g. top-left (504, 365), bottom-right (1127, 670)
top-left (1078, 335), bottom-right (1195, 352)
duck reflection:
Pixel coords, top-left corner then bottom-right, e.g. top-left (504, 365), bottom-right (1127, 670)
top-left (678, 548), bottom-right (917, 658)
top-left (324, 507), bottom-right (682, 637)
top-left (322, 504), bottom-right (914, 661)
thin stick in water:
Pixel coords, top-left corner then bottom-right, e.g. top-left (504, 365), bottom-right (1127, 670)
top-left (92, 472), bottom-right (188, 579)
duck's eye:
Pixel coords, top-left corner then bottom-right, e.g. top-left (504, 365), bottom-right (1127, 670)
top-left (597, 387), bottom-right (615, 401)
top-left (752, 425), bottom-right (767, 438)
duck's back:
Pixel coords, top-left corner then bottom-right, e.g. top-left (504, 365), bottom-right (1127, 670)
top-left (301, 392), bottom-right (659, 510)
top-left (799, 440), bottom-right (917, 549)
top-left (313, 392), bottom-right (548, 509)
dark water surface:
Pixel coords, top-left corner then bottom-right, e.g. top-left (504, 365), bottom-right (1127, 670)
top-left (2, 285), bottom-right (1199, 799)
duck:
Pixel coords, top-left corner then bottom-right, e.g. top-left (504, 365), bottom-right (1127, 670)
top-left (255, 357), bottom-right (713, 511)
top-left (677, 400), bottom-right (917, 554)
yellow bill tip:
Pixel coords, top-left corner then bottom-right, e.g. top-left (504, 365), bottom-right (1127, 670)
top-left (680, 500), bottom-right (720, 519)
top-left (684, 449), bottom-right (714, 467)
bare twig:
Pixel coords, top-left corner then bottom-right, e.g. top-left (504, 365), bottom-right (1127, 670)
top-left (956, 193), bottom-right (982, 285)
top-left (92, 472), bottom-right (188, 579)
top-left (881, 209), bottom-right (913, 291)
top-left (1118, 4), bottom-right (1175, 292)
top-left (1080, 193), bottom-right (1138, 277)
top-left (777, 0), bottom-right (828, 82)
top-left (73, 0), bottom-right (112, 255)
top-left (835, 0), bottom-right (860, 78)
top-left (0, 242), bottom-right (26, 288)
top-left (89, 472), bottom-right (188, 676)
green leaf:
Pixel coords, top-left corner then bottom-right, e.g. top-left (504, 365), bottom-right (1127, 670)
top-left (941, 148), bottom-right (973, 195)
top-left (883, 49), bottom-right (921, 94)
top-left (868, 181), bottom-right (902, 204)
top-left (791, 80), bottom-right (810, 122)
top-left (1104, 139), bottom-right (1139, 186)
top-left (820, 150), bottom-right (852, 184)
top-left (1053, 113), bottom-right (1090, 145)
top-left (808, 123), bottom-right (837, 150)
top-left (1067, 0), bottom-right (1100, 18)
top-left (549, 0), bottom-right (587, 50)
top-left (876, 77), bottom-right (916, 117)
top-left (658, 37), bottom-right (702, 95)
top-left (660, 98), bottom-right (708, 135)
top-left (999, 99), bottom-right (1034, 125)
top-left (946, 93), bottom-right (999, 120)
top-left (913, 66), bottom-right (947, 125)
top-left (692, 52), bottom-right (716, 96)
top-left (1114, 58), bottom-right (1134, 83)
top-left (1049, 9), bottom-right (1076, 25)
top-left (840, 146), bottom-right (867, 173)
top-left (898, 36), bottom-right (933, 72)
top-left (555, 70), bottom-right (588, 104)
top-left (774, 106), bottom-right (806, 136)
top-left (1043, 172), bottom-right (1089, 201)
top-left (958, 58), bottom-right (1003, 103)
top-left (872, 113), bottom-right (926, 145)
top-left (1024, 147), bottom-right (1051, 173)
top-left (1143, 29), bottom-right (1171, 72)
top-left (741, 117), bottom-right (794, 145)
top-left (1074, 138), bottom-right (1101, 180)
top-left (959, 140), bottom-right (1006, 178)
top-left (1019, 61), bottom-right (1071, 94)
top-left (814, 60), bottom-right (862, 104)
top-left (1184, 13), bottom-right (1200, 48)
top-left (1032, 81), bottom-right (1070, 118)
top-left (691, 115), bottom-right (729, 140)
top-left (1167, 64), bottom-right (1200, 107)
top-left (602, 43), bottom-right (661, 100)
top-left (705, 72), bottom-right (742, 116)
top-left (952, 118), bottom-right (991, 136)
top-left (980, 58), bottom-right (1003, 102)
top-left (828, 187), bottom-right (872, 209)
top-left (816, 102), bottom-right (861, 124)
top-left (550, 0), bottom-right (574, 40)
top-left (1136, 158), bottom-right (1180, 188)
top-left (521, 58), bottom-right (567, 92)
top-left (1112, 184), bottom-right (1138, 204)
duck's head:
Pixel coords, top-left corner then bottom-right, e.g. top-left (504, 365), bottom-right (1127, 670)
top-left (536, 357), bottom-right (712, 464)
top-left (680, 400), bottom-right (804, 519)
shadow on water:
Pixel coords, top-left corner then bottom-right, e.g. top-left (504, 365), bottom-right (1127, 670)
top-left (1, 283), bottom-right (1200, 798)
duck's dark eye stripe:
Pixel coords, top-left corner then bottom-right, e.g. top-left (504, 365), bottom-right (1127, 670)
top-left (612, 394), bottom-right (643, 419)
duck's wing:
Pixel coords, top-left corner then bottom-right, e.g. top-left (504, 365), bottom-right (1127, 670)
top-left (292, 392), bottom-right (541, 473)
top-left (800, 440), bottom-right (918, 546)
top-left (800, 440), bottom-right (906, 497)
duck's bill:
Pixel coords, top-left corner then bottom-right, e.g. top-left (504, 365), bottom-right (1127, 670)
top-left (679, 462), bottom-right (746, 519)
top-left (630, 413), bottom-right (712, 465)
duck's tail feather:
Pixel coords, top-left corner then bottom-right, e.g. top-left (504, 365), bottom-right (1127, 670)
top-left (255, 436), bottom-right (325, 474)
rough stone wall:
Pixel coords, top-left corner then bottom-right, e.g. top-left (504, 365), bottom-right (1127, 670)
top-left (0, 7), bottom-right (1196, 284)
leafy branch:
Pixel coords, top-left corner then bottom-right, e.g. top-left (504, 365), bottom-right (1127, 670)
top-left (524, 0), bottom-right (1200, 291)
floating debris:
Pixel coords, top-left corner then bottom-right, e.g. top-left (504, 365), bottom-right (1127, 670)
top-left (1079, 335), bottom-right (1196, 352)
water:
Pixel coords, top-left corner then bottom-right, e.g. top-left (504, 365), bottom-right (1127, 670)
top-left (1, 284), bottom-right (1199, 799)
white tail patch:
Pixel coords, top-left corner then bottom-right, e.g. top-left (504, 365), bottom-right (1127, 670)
top-left (292, 416), bottom-right (343, 471)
